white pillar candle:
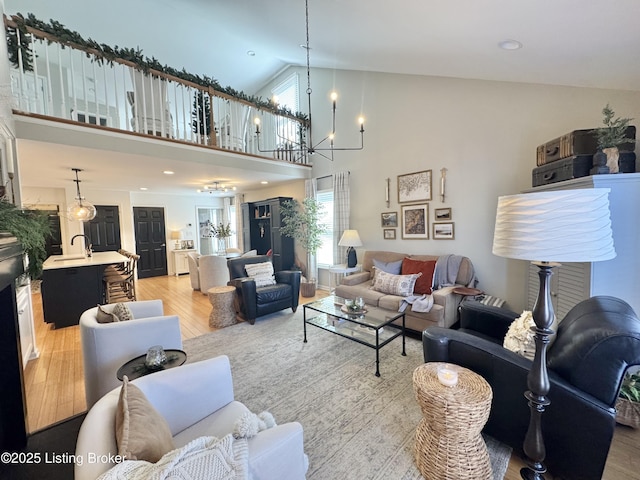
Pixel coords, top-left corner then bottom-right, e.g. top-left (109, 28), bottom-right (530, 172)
top-left (437, 366), bottom-right (458, 386)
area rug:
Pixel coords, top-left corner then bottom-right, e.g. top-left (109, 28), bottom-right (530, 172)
top-left (184, 309), bottom-right (512, 479)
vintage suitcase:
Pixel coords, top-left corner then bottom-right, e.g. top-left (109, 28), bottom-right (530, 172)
top-left (536, 130), bottom-right (598, 166)
top-left (532, 155), bottom-right (593, 187)
top-left (536, 126), bottom-right (636, 166)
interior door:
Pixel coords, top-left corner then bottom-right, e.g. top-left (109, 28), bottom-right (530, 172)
top-left (133, 207), bottom-right (167, 278)
top-left (84, 205), bottom-right (121, 252)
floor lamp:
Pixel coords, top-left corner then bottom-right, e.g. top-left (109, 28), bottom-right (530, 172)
top-left (492, 188), bottom-right (615, 480)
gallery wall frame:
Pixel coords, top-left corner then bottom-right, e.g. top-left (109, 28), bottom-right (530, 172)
top-left (383, 229), bottom-right (396, 239)
top-left (401, 203), bottom-right (429, 239)
top-left (433, 222), bottom-right (455, 240)
top-left (398, 170), bottom-right (432, 203)
top-left (381, 211), bottom-right (398, 227)
top-left (434, 207), bottom-right (452, 221)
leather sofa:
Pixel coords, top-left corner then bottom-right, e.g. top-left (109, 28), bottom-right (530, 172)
top-left (334, 250), bottom-right (475, 333)
top-left (422, 296), bottom-right (640, 480)
top-left (79, 300), bottom-right (183, 408)
top-left (227, 255), bottom-right (301, 324)
top-left (75, 355), bottom-right (309, 480)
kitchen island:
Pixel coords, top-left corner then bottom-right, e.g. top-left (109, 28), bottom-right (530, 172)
top-left (41, 251), bottom-right (127, 328)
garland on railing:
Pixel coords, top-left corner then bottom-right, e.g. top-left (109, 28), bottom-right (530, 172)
top-left (5, 13), bottom-right (309, 123)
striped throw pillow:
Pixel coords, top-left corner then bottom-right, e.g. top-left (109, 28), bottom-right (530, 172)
top-left (370, 270), bottom-right (421, 297)
top-left (244, 262), bottom-right (276, 287)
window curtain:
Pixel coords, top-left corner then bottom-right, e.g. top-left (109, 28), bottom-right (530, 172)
top-left (305, 178), bottom-right (318, 282)
top-left (234, 193), bottom-right (244, 250)
top-left (333, 171), bottom-right (350, 265)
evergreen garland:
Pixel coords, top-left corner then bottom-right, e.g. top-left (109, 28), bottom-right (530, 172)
top-left (6, 13), bottom-right (309, 123)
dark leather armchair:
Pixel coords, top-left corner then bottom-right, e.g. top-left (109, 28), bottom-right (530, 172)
top-left (227, 255), bottom-right (301, 324)
top-left (423, 296), bottom-right (640, 480)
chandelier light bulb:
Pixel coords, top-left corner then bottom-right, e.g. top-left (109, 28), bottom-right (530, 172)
top-left (330, 92), bottom-right (338, 102)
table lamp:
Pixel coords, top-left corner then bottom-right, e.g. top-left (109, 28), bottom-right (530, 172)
top-left (492, 188), bottom-right (615, 480)
top-left (338, 230), bottom-right (362, 268)
top-left (171, 230), bottom-right (183, 249)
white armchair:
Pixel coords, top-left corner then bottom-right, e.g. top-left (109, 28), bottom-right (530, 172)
top-left (75, 355), bottom-right (308, 480)
top-left (187, 252), bottom-right (201, 290)
top-left (79, 300), bottom-right (183, 408)
top-left (187, 254), bottom-right (231, 294)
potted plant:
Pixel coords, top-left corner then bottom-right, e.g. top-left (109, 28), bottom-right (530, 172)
top-left (211, 222), bottom-right (232, 255)
top-left (0, 199), bottom-right (50, 279)
top-left (280, 198), bottom-right (327, 297)
top-left (592, 104), bottom-right (635, 174)
top-left (616, 370), bottom-right (640, 428)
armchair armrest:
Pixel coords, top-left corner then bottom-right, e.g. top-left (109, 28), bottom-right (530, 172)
top-left (275, 270), bottom-right (301, 310)
top-left (459, 300), bottom-right (519, 341)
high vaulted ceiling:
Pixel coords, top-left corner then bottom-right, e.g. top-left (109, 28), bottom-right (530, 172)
top-left (7, 0), bottom-right (640, 93)
top-left (5, 0), bottom-right (640, 196)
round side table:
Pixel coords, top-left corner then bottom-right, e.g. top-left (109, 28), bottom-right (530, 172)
top-left (413, 362), bottom-right (493, 480)
top-left (207, 286), bottom-right (237, 328)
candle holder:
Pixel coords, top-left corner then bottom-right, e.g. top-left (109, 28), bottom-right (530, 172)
top-left (145, 345), bottom-right (167, 370)
top-left (437, 364), bottom-right (458, 387)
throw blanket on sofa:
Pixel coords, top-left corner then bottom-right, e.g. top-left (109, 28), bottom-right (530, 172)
top-left (399, 294), bottom-right (434, 313)
top-left (434, 254), bottom-right (478, 289)
top-left (97, 435), bottom-right (249, 480)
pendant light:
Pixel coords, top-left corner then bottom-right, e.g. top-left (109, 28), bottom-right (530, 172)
top-left (67, 168), bottom-right (96, 222)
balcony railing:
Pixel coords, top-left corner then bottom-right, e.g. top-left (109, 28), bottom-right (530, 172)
top-left (6, 16), bottom-right (310, 165)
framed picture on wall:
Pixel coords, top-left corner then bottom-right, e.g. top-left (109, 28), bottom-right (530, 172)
top-left (401, 203), bottom-right (429, 239)
top-left (383, 229), bottom-right (396, 240)
top-left (433, 222), bottom-right (455, 240)
top-left (398, 170), bottom-right (432, 203)
top-left (434, 207), bottom-right (452, 221)
top-left (381, 211), bottom-right (398, 227)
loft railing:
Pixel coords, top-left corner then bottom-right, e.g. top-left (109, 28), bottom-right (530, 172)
top-left (6, 17), bottom-right (310, 165)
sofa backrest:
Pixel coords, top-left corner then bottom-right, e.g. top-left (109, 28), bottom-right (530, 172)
top-left (361, 250), bottom-right (474, 287)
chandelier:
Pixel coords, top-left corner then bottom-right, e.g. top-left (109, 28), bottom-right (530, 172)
top-left (197, 181), bottom-right (237, 194)
top-left (67, 168), bottom-right (96, 222)
top-left (254, 0), bottom-right (365, 162)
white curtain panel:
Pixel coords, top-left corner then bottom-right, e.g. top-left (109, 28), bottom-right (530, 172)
top-left (234, 193), bottom-right (244, 251)
top-left (305, 178), bottom-right (318, 281)
top-left (333, 171), bottom-right (350, 265)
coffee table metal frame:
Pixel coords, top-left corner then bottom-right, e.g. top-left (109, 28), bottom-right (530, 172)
top-left (303, 295), bottom-right (406, 376)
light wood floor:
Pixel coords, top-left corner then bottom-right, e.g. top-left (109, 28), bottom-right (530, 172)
top-left (23, 275), bottom-right (639, 479)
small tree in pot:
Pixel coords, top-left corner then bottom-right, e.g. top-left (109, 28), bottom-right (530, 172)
top-left (592, 104), bottom-right (635, 174)
top-left (280, 198), bottom-right (327, 297)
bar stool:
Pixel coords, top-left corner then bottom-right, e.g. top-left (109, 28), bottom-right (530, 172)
top-left (104, 253), bottom-right (139, 303)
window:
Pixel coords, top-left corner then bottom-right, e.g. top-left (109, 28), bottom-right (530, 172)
top-left (316, 189), bottom-right (334, 267)
top-left (271, 73), bottom-right (300, 147)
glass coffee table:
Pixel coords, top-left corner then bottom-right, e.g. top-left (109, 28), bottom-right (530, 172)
top-left (303, 295), bottom-right (406, 376)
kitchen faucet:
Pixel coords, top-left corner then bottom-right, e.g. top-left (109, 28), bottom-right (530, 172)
top-left (71, 234), bottom-right (93, 257)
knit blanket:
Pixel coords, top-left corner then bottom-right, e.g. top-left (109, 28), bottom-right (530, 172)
top-left (97, 434), bottom-right (249, 480)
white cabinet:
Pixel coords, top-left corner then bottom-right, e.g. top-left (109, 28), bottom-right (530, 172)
top-left (172, 249), bottom-right (196, 276)
top-left (16, 282), bottom-right (38, 368)
top-left (525, 173), bottom-right (640, 318)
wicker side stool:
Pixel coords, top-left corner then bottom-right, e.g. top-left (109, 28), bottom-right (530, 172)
top-left (207, 286), bottom-right (237, 328)
top-left (413, 362), bottom-right (493, 480)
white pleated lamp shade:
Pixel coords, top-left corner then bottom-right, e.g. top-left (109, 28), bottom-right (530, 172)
top-left (492, 188), bottom-right (615, 263)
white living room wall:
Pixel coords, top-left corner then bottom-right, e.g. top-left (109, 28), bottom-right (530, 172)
top-left (259, 66), bottom-right (640, 311)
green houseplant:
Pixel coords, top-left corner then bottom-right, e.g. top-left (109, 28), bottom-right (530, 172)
top-left (616, 371), bottom-right (640, 428)
top-left (592, 104), bottom-right (635, 174)
top-left (280, 198), bottom-right (327, 297)
top-left (0, 199), bottom-right (50, 279)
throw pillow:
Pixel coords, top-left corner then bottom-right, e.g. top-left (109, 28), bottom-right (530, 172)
top-left (401, 258), bottom-right (436, 295)
top-left (112, 302), bottom-right (134, 322)
top-left (503, 310), bottom-right (558, 360)
top-left (370, 270), bottom-right (421, 297)
top-left (116, 376), bottom-right (175, 462)
top-left (244, 262), bottom-right (276, 287)
top-left (96, 304), bottom-right (118, 323)
top-left (372, 258), bottom-right (404, 275)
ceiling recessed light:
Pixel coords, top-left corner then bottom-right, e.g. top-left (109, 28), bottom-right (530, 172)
top-left (498, 39), bottom-right (523, 50)
top-left (140, 187), bottom-right (148, 191)
top-left (246, 50), bottom-right (256, 57)
top-left (163, 170), bottom-right (174, 175)
top-left (261, 181), bottom-right (269, 185)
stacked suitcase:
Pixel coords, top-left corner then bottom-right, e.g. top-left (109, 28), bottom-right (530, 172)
top-left (532, 127), bottom-right (636, 187)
